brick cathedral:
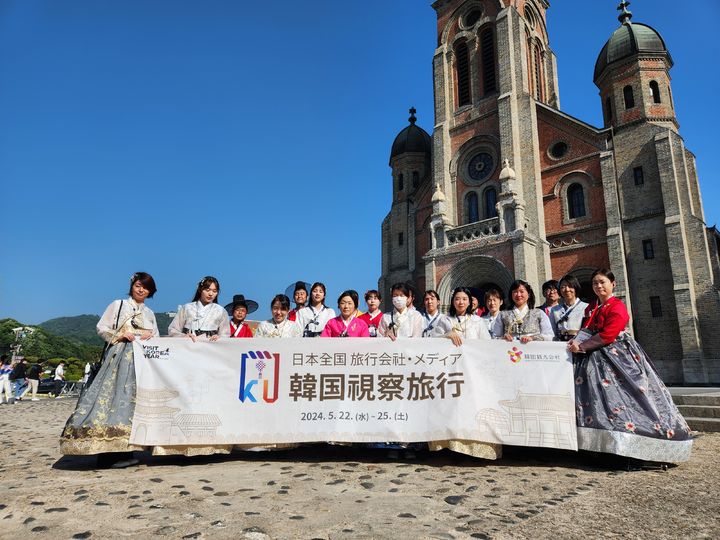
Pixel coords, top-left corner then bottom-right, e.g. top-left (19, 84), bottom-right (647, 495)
top-left (379, 0), bottom-right (720, 384)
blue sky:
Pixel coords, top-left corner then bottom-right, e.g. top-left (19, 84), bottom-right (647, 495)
top-left (1, 0), bottom-right (718, 324)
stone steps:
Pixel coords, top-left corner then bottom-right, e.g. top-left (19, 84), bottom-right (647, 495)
top-left (672, 394), bottom-right (720, 407)
top-left (677, 405), bottom-right (720, 418)
top-left (671, 391), bottom-right (720, 432)
top-left (683, 417), bottom-right (720, 433)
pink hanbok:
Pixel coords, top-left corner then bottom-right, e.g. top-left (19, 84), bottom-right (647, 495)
top-left (321, 316), bottom-right (370, 337)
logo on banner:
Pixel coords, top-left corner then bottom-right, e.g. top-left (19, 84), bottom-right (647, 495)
top-left (142, 345), bottom-right (171, 360)
top-left (239, 350), bottom-right (280, 403)
top-left (507, 346), bottom-right (523, 363)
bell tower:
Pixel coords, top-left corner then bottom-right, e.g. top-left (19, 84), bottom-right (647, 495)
top-left (594, 1), bottom-right (720, 383)
top-left (594, 1), bottom-right (677, 131)
top-left (426, 0), bottom-right (559, 293)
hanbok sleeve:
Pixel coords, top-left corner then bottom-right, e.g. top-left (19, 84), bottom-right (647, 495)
top-left (320, 319), bottom-right (335, 337)
top-left (145, 308), bottom-right (159, 337)
top-left (475, 316), bottom-right (491, 340)
top-left (378, 314), bottom-right (390, 337)
top-left (538, 310), bottom-right (555, 341)
top-left (435, 315), bottom-right (453, 337)
top-left (288, 321), bottom-right (302, 338)
top-left (579, 300), bottom-right (629, 352)
top-left (168, 306), bottom-right (187, 336)
top-left (97, 300), bottom-right (122, 344)
top-left (217, 308), bottom-right (230, 338)
top-left (353, 319), bottom-right (370, 337)
top-left (409, 311), bottom-right (424, 338)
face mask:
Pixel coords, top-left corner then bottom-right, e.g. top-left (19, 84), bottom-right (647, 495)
top-left (392, 296), bottom-right (408, 311)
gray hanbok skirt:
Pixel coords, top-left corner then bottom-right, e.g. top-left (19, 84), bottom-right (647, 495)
top-left (574, 333), bottom-right (693, 463)
top-left (60, 341), bottom-right (144, 454)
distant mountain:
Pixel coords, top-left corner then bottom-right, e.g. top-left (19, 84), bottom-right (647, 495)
top-left (39, 313), bottom-right (174, 346)
top-left (0, 318), bottom-right (101, 367)
top-left (40, 315), bottom-right (103, 346)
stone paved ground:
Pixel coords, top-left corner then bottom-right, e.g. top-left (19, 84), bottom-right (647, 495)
top-left (1, 398), bottom-right (718, 539)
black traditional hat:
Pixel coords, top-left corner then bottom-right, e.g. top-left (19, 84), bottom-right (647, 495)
top-left (224, 294), bottom-right (259, 315)
top-left (284, 281), bottom-right (312, 301)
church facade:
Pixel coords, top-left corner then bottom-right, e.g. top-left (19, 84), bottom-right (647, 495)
top-left (379, 0), bottom-right (720, 384)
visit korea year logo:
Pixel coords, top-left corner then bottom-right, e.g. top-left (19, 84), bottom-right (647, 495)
top-left (239, 350), bottom-right (280, 403)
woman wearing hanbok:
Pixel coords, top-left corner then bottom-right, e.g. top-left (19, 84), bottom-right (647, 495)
top-left (378, 283), bottom-right (423, 339)
top-left (359, 290), bottom-right (383, 337)
top-left (569, 269), bottom-right (692, 463)
top-left (168, 276), bottom-right (230, 340)
top-left (60, 272), bottom-right (159, 467)
top-left (321, 290), bottom-right (370, 337)
top-left (549, 274), bottom-right (588, 341)
top-left (255, 295), bottom-right (302, 338)
top-left (494, 280), bottom-right (554, 342)
top-left (421, 290), bottom-right (451, 338)
top-left (224, 294), bottom-right (258, 338)
top-left (481, 288), bottom-right (503, 338)
top-left (429, 286), bottom-right (499, 459)
top-left (445, 287), bottom-right (491, 345)
top-left (296, 282), bottom-right (336, 337)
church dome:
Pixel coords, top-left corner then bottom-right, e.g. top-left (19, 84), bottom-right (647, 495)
top-left (390, 108), bottom-right (431, 163)
top-left (593, 5), bottom-right (671, 82)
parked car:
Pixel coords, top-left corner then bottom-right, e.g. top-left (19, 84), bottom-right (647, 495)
top-left (38, 378), bottom-right (65, 395)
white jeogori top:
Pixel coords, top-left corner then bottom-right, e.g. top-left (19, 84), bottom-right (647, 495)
top-left (168, 301), bottom-right (230, 337)
top-left (97, 297), bottom-right (159, 344)
top-left (255, 319), bottom-right (302, 338)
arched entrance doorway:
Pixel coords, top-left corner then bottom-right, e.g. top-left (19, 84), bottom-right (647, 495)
top-left (564, 267), bottom-right (595, 304)
top-left (436, 255), bottom-right (514, 312)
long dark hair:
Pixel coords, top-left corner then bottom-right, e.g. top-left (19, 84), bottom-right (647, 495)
top-left (309, 282), bottom-right (327, 308)
top-left (508, 280), bottom-right (535, 309)
top-left (449, 287), bottom-right (473, 317)
top-left (192, 276), bottom-right (220, 303)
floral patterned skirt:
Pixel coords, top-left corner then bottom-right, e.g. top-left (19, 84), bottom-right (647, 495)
top-left (574, 334), bottom-right (693, 463)
top-left (60, 342), bottom-right (145, 455)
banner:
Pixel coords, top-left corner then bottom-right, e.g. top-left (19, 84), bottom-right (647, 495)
top-left (130, 337), bottom-right (577, 451)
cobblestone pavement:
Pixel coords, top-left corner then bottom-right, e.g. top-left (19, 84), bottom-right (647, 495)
top-left (1, 398), bottom-right (718, 539)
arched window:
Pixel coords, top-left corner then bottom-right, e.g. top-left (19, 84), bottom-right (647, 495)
top-left (412, 171), bottom-right (419, 188)
top-left (623, 85), bottom-right (635, 109)
top-left (455, 41), bottom-right (471, 107)
top-left (483, 187), bottom-right (498, 218)
top-left (480, 27), bottom-right (496, 95)
top-left (466, 192), bottom-right (479, 223)
top-left (649, 80), bottom-right (661, 104)
top-left (567, 183), bottom-right (586, 219)
top-left (398, 173), bottom-right (404, 191)
top-left (532, 41), bottom-right (544, 101)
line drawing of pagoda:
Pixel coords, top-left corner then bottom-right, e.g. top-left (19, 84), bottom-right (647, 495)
top-left (174, 413), bottom-right (223, 441)
top-left (132, 386), bottom-right (223, 445)
top-left (475, 391), bottom-right (575, 449)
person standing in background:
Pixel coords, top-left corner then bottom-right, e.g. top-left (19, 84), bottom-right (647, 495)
top-left (9, 358), bottom-right (28, 401)
top-left (53, 362), bottom-right (65, 399)
top-left (0, 356), bottom-right (14, 404)
top-left (27, 360), bottom-right (43, 401)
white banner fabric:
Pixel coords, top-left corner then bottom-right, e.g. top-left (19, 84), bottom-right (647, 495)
top-left (130, 337), bottom-right (577, 451)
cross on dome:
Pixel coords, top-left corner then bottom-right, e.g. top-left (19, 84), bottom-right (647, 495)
top-left (409, 107), bottom-right (417, 124)
top-left (617, 1), bottom-right (632, 24)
